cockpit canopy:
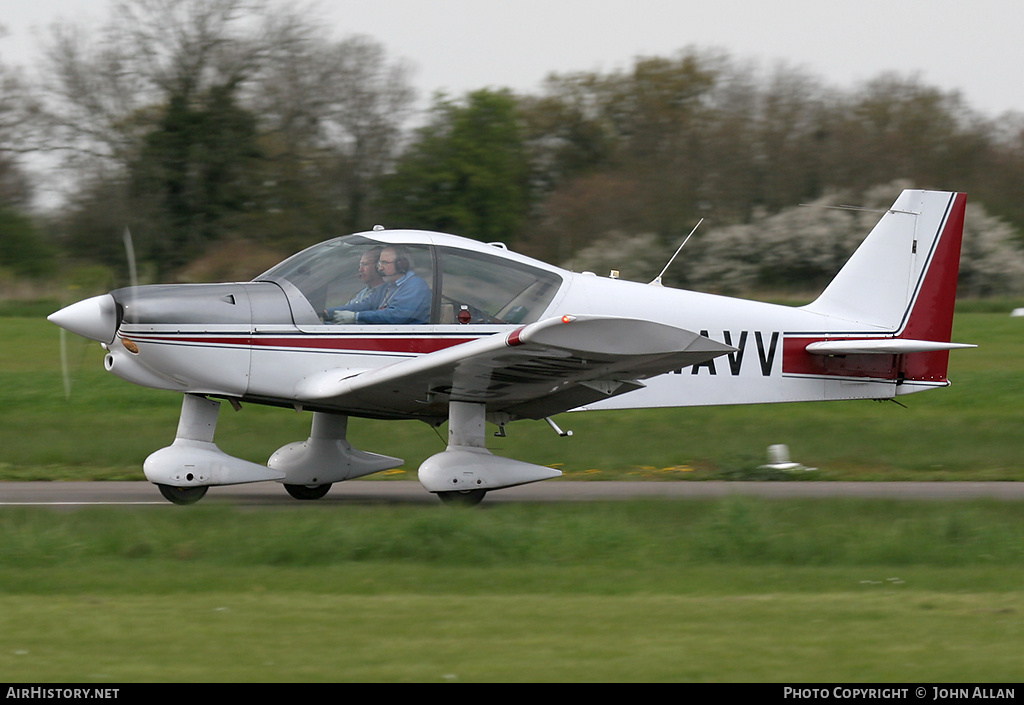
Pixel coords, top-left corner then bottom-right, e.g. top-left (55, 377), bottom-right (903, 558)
top-left (257, 232), bottom-right (564, 326)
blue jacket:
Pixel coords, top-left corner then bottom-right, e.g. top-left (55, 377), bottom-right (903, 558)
top-left (352, 272), bottom-right (431, 324)
top-left (326, 283), bottom-right (386, 320)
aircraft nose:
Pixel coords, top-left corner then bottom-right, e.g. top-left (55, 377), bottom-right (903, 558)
top-left (47, 294), bottom-right (120, 344)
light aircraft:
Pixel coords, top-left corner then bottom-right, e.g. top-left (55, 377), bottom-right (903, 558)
top-left (48, 189), bottom-right (974, 505)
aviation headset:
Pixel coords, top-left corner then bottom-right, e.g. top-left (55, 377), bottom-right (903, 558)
top-left (382, 246), bottom-right (412, 274)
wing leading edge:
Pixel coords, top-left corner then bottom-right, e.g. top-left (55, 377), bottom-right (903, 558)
top-left (294, 315), bottom-right (736, 420)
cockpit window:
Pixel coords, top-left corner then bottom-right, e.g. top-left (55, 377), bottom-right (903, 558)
top-left (437, 247), bottom-right (561, 325)
top-left (257, 236), bottom-right (434, 324)
top-left (258, 235), bottom-right (561, 326)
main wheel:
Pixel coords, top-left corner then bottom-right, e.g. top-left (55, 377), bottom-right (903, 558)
top-left (436, 489), bottom-right (487, 507)
top-left (157, 484), bottom-right (208, 505)
top-left (284, 483), bottom-right (333, 500)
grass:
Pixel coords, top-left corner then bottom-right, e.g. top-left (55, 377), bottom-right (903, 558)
top-left (2, 495), bottom-right (1024, 684)
top-left (3, 591), bottom-right (1022, 682)
top-left (5, 498), bottom-right (1024, 577)
top-left (1, 498), bottom-right (1024, 682)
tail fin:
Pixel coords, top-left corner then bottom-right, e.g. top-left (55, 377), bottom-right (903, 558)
top-left (803, 189), bottom-right (969, 385)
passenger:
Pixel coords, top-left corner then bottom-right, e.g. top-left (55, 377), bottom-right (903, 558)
top-left (332, 245), bottom-right (431, 324)
top-left (326, 247), bottom-right (385, 321)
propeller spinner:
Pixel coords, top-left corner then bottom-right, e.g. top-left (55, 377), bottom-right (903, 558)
top-left (47, 294), bottom-right (120, 344)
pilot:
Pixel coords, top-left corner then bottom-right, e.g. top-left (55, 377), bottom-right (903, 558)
top-left (326, 247), bottom-right (385, 321)
top-left (332, 245), bottom-right (431, 324)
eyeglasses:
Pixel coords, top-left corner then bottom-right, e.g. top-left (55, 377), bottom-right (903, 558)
top-left (378, 259), bottom-right (397, 265)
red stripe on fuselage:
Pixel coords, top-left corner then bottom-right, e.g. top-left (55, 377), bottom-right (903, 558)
top-left (123, 333), bottom-right (480, 354)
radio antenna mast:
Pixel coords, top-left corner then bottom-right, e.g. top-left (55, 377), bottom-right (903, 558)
top-left (650, 218), bottom-right (703, 286)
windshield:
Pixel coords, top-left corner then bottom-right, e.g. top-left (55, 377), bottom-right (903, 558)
top-left (437, 247), bottom-right (561, 324)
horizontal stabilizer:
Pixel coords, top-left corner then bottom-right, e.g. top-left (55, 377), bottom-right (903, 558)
top-left (806, 339), bottom-right (977, 355)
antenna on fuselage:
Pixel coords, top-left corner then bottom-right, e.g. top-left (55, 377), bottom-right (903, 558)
top-left (650, 218), bottom-right (703, 286)
top-left (798, 203), bottom-right (917, 216)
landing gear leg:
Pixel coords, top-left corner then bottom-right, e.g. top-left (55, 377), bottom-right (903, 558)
top-left (144, 394), bottom-right (285, 503)
top-left (419, 401), bottom-right (561, 505)
top-left (269, 412), bottom-right (403, 499)
top-left (148, 394), bottom-right (221, 504)
top-left (433, 401), bottom-right (489, 505)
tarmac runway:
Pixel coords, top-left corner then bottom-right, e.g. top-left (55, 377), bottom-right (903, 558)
top-left (2, 480), bottom-right (1023, 507)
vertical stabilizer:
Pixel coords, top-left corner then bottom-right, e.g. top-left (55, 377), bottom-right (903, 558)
top-left (804, 190), bottom-right (965, 332)
top-left (803, 189), bottom-right (968, 385)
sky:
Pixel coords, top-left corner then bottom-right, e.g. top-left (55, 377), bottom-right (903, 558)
top-left (3, 0), bottom-right (1023, 118)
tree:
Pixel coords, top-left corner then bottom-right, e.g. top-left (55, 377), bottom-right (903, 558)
top-left (0, 26), bottom-right (38, 207)
top-left (37, 0), bottom-right (275, 278)
top-left (249, 30), bottom-right (416, 235)
top-left (0, 206), bottom-right (56, 278)
top-left (37, 0), bottom-right (261, 169)
top-left (678, 182), bottom-right (1024, 297)
top-left (957, 201), bottom-right (1024, 297)
top-left (522, 50), bottom-right (1024, 278)
top-left (321, 36), bottom-right (417, 232)
top-left (0, 27), bottom-right (56, 282)
top-left (130, 82), bottom-right (262, 274)
top-left (521, 50), bottom-right (738, 260)
top-left (35, 0), bottom-right (416, 278)
top-left (381, 89), bottom-right (530, 243)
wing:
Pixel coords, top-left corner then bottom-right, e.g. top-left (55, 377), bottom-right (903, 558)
top-left (294, 314), bottom-right (736, 420)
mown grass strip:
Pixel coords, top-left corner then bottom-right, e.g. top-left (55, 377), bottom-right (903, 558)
top-left (2, 590), bottom-right (1022, 682)
top-left (2, 499), bottom-right (1024, 681)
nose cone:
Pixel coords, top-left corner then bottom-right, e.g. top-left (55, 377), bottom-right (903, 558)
top-left (47, 294), bottom-right (120, 344)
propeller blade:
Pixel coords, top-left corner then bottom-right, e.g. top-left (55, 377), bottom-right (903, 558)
top-left (59, 327), bottom-right (71, 400)
top-left (123, 227), bottom-right (138, 288)
top-left (123, 227), bottom-right (138, 323)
